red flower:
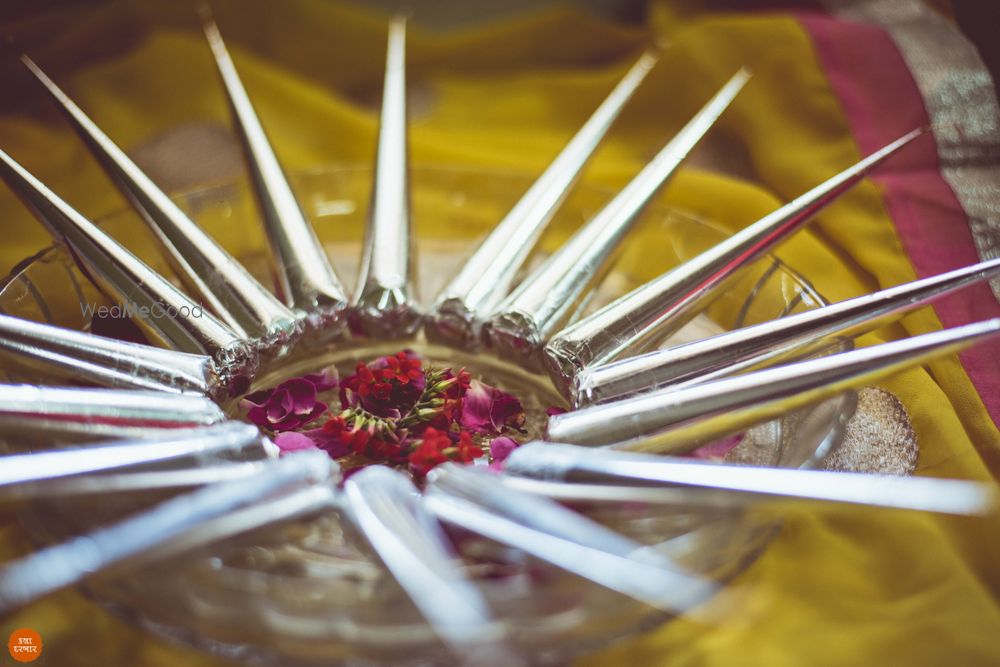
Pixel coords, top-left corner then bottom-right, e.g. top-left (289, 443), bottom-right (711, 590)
top-left (376, 350), bottom-right (424, 385)
top-left (408, 427), bottom-right (452, 476)
top-left (341, 352), bottom-right (425, 418)
top-left (454, 431), bottom-right (485, 463)
top-left (322, 415), bottom-right (371, 455)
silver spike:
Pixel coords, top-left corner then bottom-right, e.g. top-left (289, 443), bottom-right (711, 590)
top-left (0, 450), bottom-right (336, 614)
top-left (0, 385), bottom-right (227, 438)
top-left (21, 56), bottom-right (301, 354)
top-left (426, 49), bottom-right (660, 350)
top-left (504, 443), bottom-right (998, 516)
top-left (488, 69), bottom-right (750, 369)
top-left (0, 148), bottom-right (257, 392)
top-left (425, 463), bottom-right (717, 613)
top-left (0, 313), bottom-right (223, 398)
top-left (4, 463), bottom-right (272, 496)
top-left (544, 128), bottom-right (927, 391)
top-left (353, 17), bottom-right (421, 339)
top-left (0, 422), bottom-right (269, 501)
top-left (574, 256), bottom-right (1000, 405)
top-left (547, 318), bottom-right (1000, 454)
top-left (202, 18), bottom-right (349, 338)
top-left (344, 467), bottom-right (515, 660)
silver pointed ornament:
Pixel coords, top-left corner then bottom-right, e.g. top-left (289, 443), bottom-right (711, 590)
top-left (574, 256), bottom-right (1000, 405)
top-left (203, 18), bottom-right (350, 338)
top-left (426, 49), bottom-right (660, 350)
top-left (488, 69), bottom-right (751, 369)
top-left (544, 128), bottom-right (926, 393)
top-left (353, 17), bottom-right (421, 339)
top-left (22, 56), bottom-right (301, 354)
top-left (547, 318), bottom-right (1000, 453)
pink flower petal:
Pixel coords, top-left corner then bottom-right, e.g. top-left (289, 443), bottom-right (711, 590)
top-left (460, 380), bottom-right (524, 434)
top-left (488, 436), bottom-right (519, 470)
top-left (273, 431), bottom-right (320, 453)
top-left (302, 367), bottom-right (339, 392)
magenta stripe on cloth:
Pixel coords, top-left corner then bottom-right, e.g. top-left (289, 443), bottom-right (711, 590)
top-left (799, 13), bottom-right (1000, 430)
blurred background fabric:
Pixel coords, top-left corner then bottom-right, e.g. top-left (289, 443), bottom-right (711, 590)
top-left (0, 0), bottom-right (999, 665)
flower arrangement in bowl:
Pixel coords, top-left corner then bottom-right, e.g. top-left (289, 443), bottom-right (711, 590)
top-left (5, 16), bottom-right (984, 666)
top-left (0, 164), bottom-right (853, 665)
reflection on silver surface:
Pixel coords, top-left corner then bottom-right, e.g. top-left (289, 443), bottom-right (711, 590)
top-left (544, 129), bottom-right (926, 393)
top-left (353, 18), bottom-right (422, 338)
top-left (0, 422), bottom-right (268, 501)
top-left (573, 256), bottom-right (1000, 405)
top-left (0, 451), bottom-right (336, 614)
top-left (504, 442), bottom-right (998, 516)
top-left (22, 56), bottom-right (301, 355)
top-left (426, 50), bottom-right (660, 350)
top-left (0, 384), bottom-right (226, 433)
top-left (488, 69), bottom-right (751, 369)
top-left (344, 466), bottom-right (515, 661)
top-left (547, 319), bottom-right (1000, 453)
top-left (203, 18), bottom-right (349, 338)
top-left (0, 147), bottom-right (257, 393)
top-left (0, 313), bottom-right (222, 398)
top-left (425, 463), bottom-right (717, 613)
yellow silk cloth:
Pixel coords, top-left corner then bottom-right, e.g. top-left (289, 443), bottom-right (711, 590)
top-left (0, 1), bottom-right (999, 664)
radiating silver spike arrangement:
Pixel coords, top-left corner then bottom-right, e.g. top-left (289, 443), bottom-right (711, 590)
top-left (3, 14), bottom-right (999, 660)
top-left (0, 450), bottom-right (335, 614)
top-left (203, 17), bottom-right (350, 338)
top-left (504, 443), bottom-right (998, 515)
top-left (0, 422), bottom-right (270, 501)
top-left (543, 128), bottom-right (926, 392)
top-left (0, 384), bottom-right (226, 434)
top-left (573, 256), bottom-right (1000, 405)
top-left (0, 313), bottom-right (224, 398)
top-left (425, 464), bottom-right (718, 613)
top-left (343, 466), bottom-right (516, 661)
top-left (426, 49), bottom-right (660, 350)
top-left (548, 318), bottom-right (1000, 453)
top-left (0, 148), bottom-right (257, 393)
top-left (353, 17), bottom-right (421, 339)
top-left (488, 69), bottom-right (751, 369)
top-left (21, 56), bottom-right (302, 355)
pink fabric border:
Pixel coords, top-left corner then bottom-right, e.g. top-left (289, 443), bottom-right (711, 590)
top-left (799, 13), bottom-right (1000, 430)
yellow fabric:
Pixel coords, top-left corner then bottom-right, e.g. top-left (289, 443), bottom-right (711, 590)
top-left (0, 1), bottom-right (998, 664)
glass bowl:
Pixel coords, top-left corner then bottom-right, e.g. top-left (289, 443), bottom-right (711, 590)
top-left (0, 165), bottom-right (854, 665)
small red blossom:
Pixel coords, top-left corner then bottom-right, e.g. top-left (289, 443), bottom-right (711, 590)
top-left (247, 351), bottom-right (526, 480)
top-left (341, 352), bottom-right (425, 418)
top-left (408, 427), bottom-right (452, 476)
top-left (376, 350), bottom-right (424, 384)
top-left (453, 430), bottom-right (486, 463)
top-left (406, 427), bottom-right (484, 476)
